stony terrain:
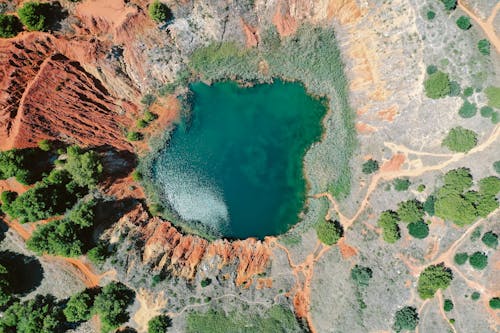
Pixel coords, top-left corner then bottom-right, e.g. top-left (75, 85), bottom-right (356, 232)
top-left (0, 0), bottom-right (499, 332)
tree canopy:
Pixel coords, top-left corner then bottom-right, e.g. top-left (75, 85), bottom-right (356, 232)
top-left (393, 306), bottom-right (419, 333)
top-left (417, 264), bottom-right (453, 299)
top-left (397, 199), bottom-right (424, 223)
top-left (377, 210), bottom-right (400, 244)
top-left (316, 220), bottom-right (343, 245)
top-left (65, 146), bottom-right (103, 188)
top-left (351, 265), bottom-right (373, 287)
top-left (17, 1), bottom-right (48, 31)
top-left (469, 252), bottom-right (488, 270)
top-left (148, 1), bottom-right (173, 23)
top-left (0, 14), bottom-right (22, 38)
top-left (148, 315), bottom-right (172, 333)
top-left (442, 127), bottom-right (477, 153)
top-left (362, 159), bottom-right (379, 174)
top-left (93, 282), bottom-right (135, 333)
top-left (63, 289), bottom-right (95, 323)
top-left (424, 71), bottom-right (450, 99)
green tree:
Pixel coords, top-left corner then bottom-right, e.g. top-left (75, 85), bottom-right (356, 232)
top-left (0, 263), bottom-right (13, 309)
top-left (394, 178), bottom-right (411, 191)
top-left (377, 210), bottom-right (401, 244)
top-left (442, 127), bottom-right (477, 153)
top-left (397, 199), bottom-right (424, 223)
top-left (456, 16), bottom-right (471, 30)
top-left (463, 87), bottom-right (474, 97)
top-left (127, 131), bottom-right (143, 141)
top-left (143, 111), bottom-right (158, 122)
top-left (316, 220), bottom-right (343, 245)
top-left (480, 106), bottom-right (494, 118)
top-left (478, 39), bottom-right (491, 55)
top-left (494, 161), bottom-right (500, 174)
top-left (393, 306), bottom-right (419, 333)
top-left (485, 86), bottom-right (500, 108)
top-left (424, 71), bottom-right (450, 99)
top-left (458, 100), bottom-right (477, 118)
top-left (471, 292), bottom-right (480, 301)
top-left (490, 297), bottom-right (500, 309)
top-left (426, 10), bottom-right (436, 20)
top-left (444, 168), bottom-right (473, 192)
top-left (0, 294), bottom-right (64, 332)
top-left (0, 149), bottom-right (35, 185)
top-left (37, 139), bottom-right (51, 152)
top-left (65, 146), bottom-right (103, 188)
top-left (408, 221), bottom-right (429, 239)
top-left (423, 195), bottom-right (436, 216)
top-left (469, 252), bottom-right (488, 270)
top-left (478, 176), bottom-right (500, 196)
top-left (93, 282), bottom-right (135, 333)
top-left (362, 159), bottom-right (379, 174)
top-left (441, 0), bottom-right (457, 10)
top-left (417, 264), bottom-right (453, 299)
top-left (350, 265), bottom-right (373, 287)
top-left (481, 231), bottom-right (498, 249)
top-left (17, 1), bottom-right (48, 31)
top-left (454, 252), bottom-right (468, 265)
top-left (443, 299), bottom-right (454, 312)
top-left (63, 289), bottom-right (95, 322)
top-left (0, 14), bottom-right (22, 38)
top-left (148, 1), bottom-right (172, 23)
top-left (148, 315), bottom-right (172, 333)
top-left (88, 242), bottom-right (113, 265)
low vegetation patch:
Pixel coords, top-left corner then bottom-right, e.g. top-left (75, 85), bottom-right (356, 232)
top-left (393, 178), bottom-right (410, 191)
top-left (485, 86), bottom-right (500, 108)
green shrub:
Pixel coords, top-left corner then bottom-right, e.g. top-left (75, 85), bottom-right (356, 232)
top-left (423, 195), bottom-right (436, 216)
top-left (454, 252), bottom-right (468, 265)
top-left (200, 278), bottom-right (212, 288)
top-left (316, 220), bottom-right (343, 245)
top-left (469, 251), bottom-right (488, 270)
top-left (65, 146), bottom-right (103, 188)
top-left (137, 119), bottom-right (148, 129)
top-left (88, 242), bottom-right (113, 265)
top-left (0, 14), bottom-right (22, 38)
top-left (351, 265), bottom-right (373, 287)
top-left (362, 159), bottom-right (379, 174)
top-left (417, 184), bottom-right (426, 192)
top-left (463, 87), bottom-right (474, 97)
top-left (394, 178), bottom-right (411, 191)
top-left (37, 139), bottom-right (51, 152)
top-left (426, 10), bottom-right (436, 20)
top-left (482, 231), bottom-right (498, 249)
top-left (141, 94), bottom-right (157, 106)
top-left (471, 291), bottom-right (480, 301)
top-left (127, 131), bottom-right (143, 141)
top-left (377, 210), bottom-right (400, 244)
top-left (448, 81), bottom-right (461, 96)
top-left (458, 100), bottom-right (477, 118)
top-left (63, 289), bottom-right (95, 322)
top-left (426, 65), bottom-right (437, 74)
top-left (494, 161), bottom-right (500, 174)
top-left (479, 176), bottom-right (500, 196)
top-left (393, 306), bottom-right (419, 333)
top-left (17, 1), bottom-right (48, 31)
top-left (443, 299), bottom-right (454, 312)
top-left (480, 106), bottom-right (494, 118)
top-left (148, 1), bottom-right (172, 23)
top-left (424, 71), bottom-right (450, 99)
top-left (0, 264), bottom-right (13, 308)
top-left (397, 199), bottom-right (424, 223)
top-left (490, 297), bottom-right (500, 309)
top-left (492, 112), bottom-right (500, 124)
top-left (485, 86), bottom-right (500, 108)
top-left (0, 294), bottom-right (64, 332)
top-left (132, 170), bottom-right (143, 181)
top-left (143, 111), bottom-right (158, 123)
top-left (456, 16), bottom-right (472, 30)
top-left (478, 39), bottom-right (491, 55)
top-left (93, 282), bottom-right (135, 333)
top-left (148, 315), bottom-right (172, 333)
top-left (0, 149), bottom-right (38, 185)
top-left (440, 0), bottom-right (457, 10)
top-left (442, 127), bottom-right (477, 153)
top-left (417, 264), bottom-right (453, 299)
top-left (408, 221), bottom-right (429, 239)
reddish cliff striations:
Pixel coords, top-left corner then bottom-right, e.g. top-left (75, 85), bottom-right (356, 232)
top-left (0, 33), bottom-right (136, 151)
top-left (119, 204), bottom-right (271, 285)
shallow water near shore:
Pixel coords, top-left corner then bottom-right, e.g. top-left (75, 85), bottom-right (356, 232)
top-left (152, 80), bottom-right (327, 239)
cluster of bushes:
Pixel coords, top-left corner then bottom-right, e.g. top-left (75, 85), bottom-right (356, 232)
top-left (478, 39), bottom-right (491, 56)
top-left (362, 159), bottom-right (379, 174)
top-left (434, 168), bottom-right (500, 226)
top-left (393, 178), bottom-right (411, 191)
top-left (0, 282), bottom-right (134, 333)
top-left (0, 148), bottom-right (46, 185)
top-left (316, 219), bottom-right (343, 245)
top-left (458, 100), bottom-right (477, 118)
top-left (137, 111), bottom-right (159, 129)
top-left (0, 263), bottom-right (12, 309)
top-left (26, 199), bottom-right (97, 257)
top-left (148, 315), bottom-right (172, 333)
top-left (1, 145), bottom-right (102, 223)
top-left (0, 14), bottom-right (22, 38)
top-left (377, 199), bottom-right (429, 243)
top-left (417, 264), bottom-right (453, 299)
top-left (442, 126), bottom-right (477, 153)
top-left (127, 95), bottom-right (161, 141)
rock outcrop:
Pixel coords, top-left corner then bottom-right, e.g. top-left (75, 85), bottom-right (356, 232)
top-left (111, 204), bottom-right (271, 286)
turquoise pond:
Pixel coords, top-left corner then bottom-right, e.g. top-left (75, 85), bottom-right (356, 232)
top-left (152, 80), bottom-right (327, 239)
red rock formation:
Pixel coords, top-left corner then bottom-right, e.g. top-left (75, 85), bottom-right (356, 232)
top-left (0, 33), bottom-right (137, 151)
top-left (119, 204), bottom-right (271, 285)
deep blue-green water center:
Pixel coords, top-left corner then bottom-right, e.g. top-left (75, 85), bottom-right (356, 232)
top-left (152, 80), bottom-right (327, 239)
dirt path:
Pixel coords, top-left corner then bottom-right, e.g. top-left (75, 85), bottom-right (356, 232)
top-left (458, 0), bottom-right (500, 54)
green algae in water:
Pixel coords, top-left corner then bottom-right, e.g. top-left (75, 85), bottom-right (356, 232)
top-left (153, 80), bottom-right (327, 239)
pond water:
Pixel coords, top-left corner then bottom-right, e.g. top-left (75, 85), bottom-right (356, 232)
top-left (152, 80), bottom-right (327, 239)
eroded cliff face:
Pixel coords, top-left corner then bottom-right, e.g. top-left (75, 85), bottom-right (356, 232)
top-left (108, 204), bottom-right (271, 286)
